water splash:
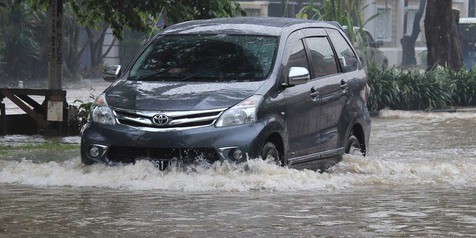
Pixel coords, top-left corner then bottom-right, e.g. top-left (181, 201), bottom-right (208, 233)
top-left (1, 154), bottom-right (474, 191)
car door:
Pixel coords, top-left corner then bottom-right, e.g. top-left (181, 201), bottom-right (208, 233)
top-left (302, 28), bottom-right (347, 159)
top-left (281, 30), bottom-right (322, 161)
top-left (312, 28), bottom-right (359, 157)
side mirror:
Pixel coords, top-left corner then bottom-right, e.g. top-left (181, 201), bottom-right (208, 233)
top-left (103, 65), bottom-right (121, 82)
top-left (376, 40), bottom-right (384, 48)
top-left (287, 67), bottom-right (310, 85)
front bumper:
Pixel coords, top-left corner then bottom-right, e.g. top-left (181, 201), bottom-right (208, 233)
top-left (80, 121), bottom-right (268, 166)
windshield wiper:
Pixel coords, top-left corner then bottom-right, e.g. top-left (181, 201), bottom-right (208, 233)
top-left (132, 68), bottom-right (174, 81)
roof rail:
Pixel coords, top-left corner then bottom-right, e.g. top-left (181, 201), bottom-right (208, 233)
top-left (329, 21), bottom-right (345, 31)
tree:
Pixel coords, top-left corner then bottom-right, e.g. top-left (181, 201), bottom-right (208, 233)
top-left (424, 0), bottom-right (463, 70)
top-left (5, 0), bottom-right (245, 81)
top-left (0, 2), bottom-right (45, 83)
top-left (68, 0), bottom-right (245, 72)
top-left (401, 0), bottom-right (426, 67)
top-left (24, 0), bottom-right (245, 39)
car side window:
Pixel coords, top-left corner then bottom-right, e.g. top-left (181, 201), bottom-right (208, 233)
top-left (280, 30), bottom-right (309, 84)
top-left (304, 37), bottom-right (338, 78)
top-left (327, 29), bottom-right (358, 72)
top-left (365, 31), bottom-right (376, 48)
top-left (287, 40), bottom-right (308, 70)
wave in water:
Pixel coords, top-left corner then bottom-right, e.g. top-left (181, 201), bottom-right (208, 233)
top-left (1, 154), bottom-right (474, 192)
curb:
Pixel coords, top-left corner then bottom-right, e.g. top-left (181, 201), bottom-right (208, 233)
top-left (429, 108), bottom-right (476, 113)
top-left (370, 107), bottom-right (476, 116)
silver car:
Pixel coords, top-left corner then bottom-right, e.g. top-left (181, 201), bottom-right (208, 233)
top-left (344, 27), bottom-right (388, 69)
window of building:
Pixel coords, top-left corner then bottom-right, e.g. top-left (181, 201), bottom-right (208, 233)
top-left (376, 7), bottom-right (392, 41)
top-left (245, 9), bottom-right (261, 17)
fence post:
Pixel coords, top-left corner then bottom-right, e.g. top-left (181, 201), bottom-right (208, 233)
top-left (0, 102), bottom-right (6, 135)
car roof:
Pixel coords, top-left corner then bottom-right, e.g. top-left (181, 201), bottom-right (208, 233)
top-left (342, 25), bottom-right (370, 32)
top-left (161, 17), bottom-right (339, 36)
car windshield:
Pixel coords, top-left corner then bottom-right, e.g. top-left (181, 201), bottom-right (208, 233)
top-left (129, 34), bottom-right (278, 82)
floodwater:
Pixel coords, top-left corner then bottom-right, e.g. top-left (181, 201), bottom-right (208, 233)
top-left (0, 110), bottom-right (475, 237)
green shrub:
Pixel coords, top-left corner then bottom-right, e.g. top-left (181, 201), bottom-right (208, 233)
top-left (445, 68), bottom-right (476, 106)
top-left (366, 64), bottom-right (468, 111)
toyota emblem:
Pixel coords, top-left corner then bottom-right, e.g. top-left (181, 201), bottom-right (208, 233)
top-left (152, 114), bottom-right (169, 126)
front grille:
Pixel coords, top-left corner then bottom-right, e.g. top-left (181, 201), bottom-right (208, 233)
top-left (112, 108), bottom-right (225, 130)
top-left (107, 146), bottom-right (220, 165)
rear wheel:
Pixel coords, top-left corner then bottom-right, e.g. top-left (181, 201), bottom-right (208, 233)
top-left (261, 142), bottom-right (282, 165)
top-left (345, 133), bottom-right (364, 156)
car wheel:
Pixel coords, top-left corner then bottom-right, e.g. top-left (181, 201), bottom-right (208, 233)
top-left (261, 142), bottom-right (282, 165)
top-left (81, 157), bottom-right (95, 165)
top-left (345, 133), bottom-right (364, 156)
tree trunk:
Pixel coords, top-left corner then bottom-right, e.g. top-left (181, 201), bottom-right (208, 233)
top-left (86, 22), bottom-right (109, 69)
top-left (401, 0), bottom-right (426, 67)
top-left (424, 0), bottom-right (463, 70)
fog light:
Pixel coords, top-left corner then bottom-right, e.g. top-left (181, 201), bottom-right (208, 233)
top-left (89, 144), bottom-right (108, 158)
top-left (231, 148), bottom-right (244, 161)
top-left (89, 146), bottom-right (100, 157)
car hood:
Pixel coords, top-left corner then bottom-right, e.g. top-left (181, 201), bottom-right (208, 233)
top-left (105, 80), bottom-right (265, 111)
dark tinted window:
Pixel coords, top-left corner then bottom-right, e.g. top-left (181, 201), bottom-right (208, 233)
top-left (305, 37), bottom-right (338, 77)
top-left (364, 31), bottom-right (376, 48)
top-left (327, 29), bottom-right (358, 72)
top-left (287, 40), bottom-right (308, 69)
top-left (130, 35), bottom-right (278, 82)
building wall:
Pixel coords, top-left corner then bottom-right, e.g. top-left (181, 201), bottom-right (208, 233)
top-left (238, 1), bottom-right (269, 16)
top-left (364, 0), bottom-right (469, 67)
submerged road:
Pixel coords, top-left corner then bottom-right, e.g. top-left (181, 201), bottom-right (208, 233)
top-left (0, 110), bottom-right (475, 236)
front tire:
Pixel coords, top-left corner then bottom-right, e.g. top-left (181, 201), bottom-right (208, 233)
top-left (261, 142), bottom-right (282, 166)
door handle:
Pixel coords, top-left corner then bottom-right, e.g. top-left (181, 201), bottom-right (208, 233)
top-left (310, 87), bottom-right (319, 101)
top-left (340, 79), bottom-right (349, 92)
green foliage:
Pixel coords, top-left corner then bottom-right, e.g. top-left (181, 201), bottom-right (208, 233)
top-left (297, 0), bottom-right (378, 45)
top-left (71, 97), bottom-right (94, 131)
top-left (0, 2), bottom-right (47, 83)
top-left (1, 0), bottom-right (245, 82)
top-left (0, 0), bottom-right (7, 8)
top-left (443, 68), bottom-right (476, 106)
top-left (367, 64), bottom-right (476, 111)
top-left (20, 0), bottom-right (245, 39)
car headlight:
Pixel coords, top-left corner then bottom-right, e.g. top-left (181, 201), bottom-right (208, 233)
top-left (91, 94), bottom-right (116, 125)
top-left (215, 95), bottom-right (262, 127)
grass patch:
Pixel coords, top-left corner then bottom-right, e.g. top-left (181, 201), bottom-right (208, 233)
top-left (0, 143), bottom-right (79, 152)
top-left (0, 142), bottom-right (80, 162)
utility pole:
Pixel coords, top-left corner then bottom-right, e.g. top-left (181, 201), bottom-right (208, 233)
top-left (46, 0), bottom-right (66, 130)
top-left (47, 0), bottom-right (63, 90)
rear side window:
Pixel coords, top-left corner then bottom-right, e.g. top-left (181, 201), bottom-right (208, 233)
top-left (304, 37), bottom-right (338, 77)
top-left (327, 29), bottom-right (358, 72)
